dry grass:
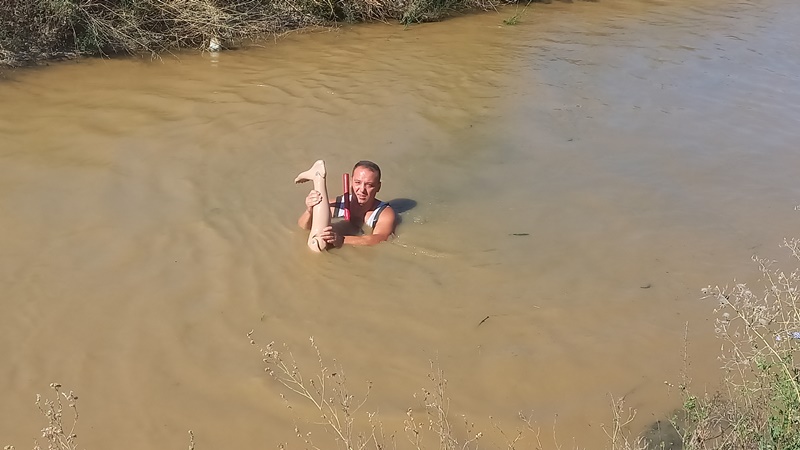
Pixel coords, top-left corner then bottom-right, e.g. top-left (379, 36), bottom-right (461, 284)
top-left (249, 331), bottom-right (647, 450)
top-left (249, 330), bottom-right (501, 449)
top-left (2, 383), bottom-right (199, 450)
top-left (17, 241), bottom-right (798, 450)
top-left (15, 236), bottom-right (798, 450)
top-left (0, 0), bottom-right (532, 66)
top-left (403, 361), bottom-right (484, 450)
top-left (5, 334), bottom-right (649, 450)
top-left (246, 239), bottom-right (800, 450)
top-left (250, 332), bottom-right (387, 450)
top-left (3, 383), bottom-right (80, 450)
top-left (602, 396), bottom-right (647, 450)
top-left (676, 238), bottom-right (800, 449)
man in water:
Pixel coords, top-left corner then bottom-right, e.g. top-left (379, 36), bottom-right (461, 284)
top-left (296, 160), bottom-right (396, 250)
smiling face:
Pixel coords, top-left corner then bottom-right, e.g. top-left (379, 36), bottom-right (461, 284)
top-left (351, 166), bottom-right (381, 207)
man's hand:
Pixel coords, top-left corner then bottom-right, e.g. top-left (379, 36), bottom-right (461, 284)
top-left (320, 226), bottom-right (344, 248)
top-left (305, 190), bottom-right (322, 211)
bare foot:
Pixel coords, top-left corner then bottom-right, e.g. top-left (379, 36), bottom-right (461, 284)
top-left (308, 234), bottom-right (326, 252)
top-left (294, 160), bottom-right (326, 184)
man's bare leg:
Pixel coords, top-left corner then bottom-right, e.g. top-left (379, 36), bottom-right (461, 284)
top-left (295, 160), bottom-right (330, 252)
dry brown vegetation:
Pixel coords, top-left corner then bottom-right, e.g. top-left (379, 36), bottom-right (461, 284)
top-left (5, 218), bottom-right (797, 448)
top-left (676, 238), bottom-right (800, 449)
top-left (0, 0), bottom-right (530, 66)
top-left (246, 239), bottom-right (800, 450)
top-left (3, 383), bottom-right (79, 450)
top-left (248, 332), bottom-right (647, 450)
top-left (7, 235), bottom-right (799, 450)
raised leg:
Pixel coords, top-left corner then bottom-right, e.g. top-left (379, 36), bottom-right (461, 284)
top-left (295, 160), bottom-right (330, 252)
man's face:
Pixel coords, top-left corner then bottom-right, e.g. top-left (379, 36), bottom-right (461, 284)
top-left (352, 167), bottom-right (381, 206)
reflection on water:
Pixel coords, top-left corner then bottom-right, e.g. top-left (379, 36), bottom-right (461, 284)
top-left (1, 0), bottom-right (799, 447)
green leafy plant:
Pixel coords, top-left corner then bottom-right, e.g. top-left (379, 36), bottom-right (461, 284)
top-left (502, 1), bottom-right (530, 25)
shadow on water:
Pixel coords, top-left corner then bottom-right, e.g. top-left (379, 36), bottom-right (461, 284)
top-left (388, 198), bottom-right (416, 214)
top-left (387, 198), bottom-right (417, 227)
top-left (641, 409), bottom-right (686, 450)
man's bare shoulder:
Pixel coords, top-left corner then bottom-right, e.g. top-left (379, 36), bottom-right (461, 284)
top-left (373, 204), bottom-right (396, 236)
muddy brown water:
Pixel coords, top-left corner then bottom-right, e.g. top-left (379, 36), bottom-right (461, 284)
top-left (1, 0), bottom-right (799, 447)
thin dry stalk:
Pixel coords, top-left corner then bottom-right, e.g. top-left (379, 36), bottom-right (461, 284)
top-left (28, 383), bottom-right (80, 450)
top-left (249, 331), bottom-right (377, 450)
top-left (404, 361), bottom-right (482, 450)
top-left (601, 396), bottom-right (646, 450)
top-left (489, 411), bottom-right (542, 450)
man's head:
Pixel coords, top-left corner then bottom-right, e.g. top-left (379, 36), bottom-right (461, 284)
top-left (351, 160), bottom-right (381, 206)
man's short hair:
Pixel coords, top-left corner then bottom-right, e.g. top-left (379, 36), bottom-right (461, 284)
top-left (353, 160), bottom-right (381, 181)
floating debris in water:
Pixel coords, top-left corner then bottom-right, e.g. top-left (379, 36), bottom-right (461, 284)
top-left (208, 37), bottom-right (221, 52)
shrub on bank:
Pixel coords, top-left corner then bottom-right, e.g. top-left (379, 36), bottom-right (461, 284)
top-left (0, 0), bottom-right (526, 66)
top-left (678, 238), bottom-right (800, 449)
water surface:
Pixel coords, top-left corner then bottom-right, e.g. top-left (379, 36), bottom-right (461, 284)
top-left (1, 0), bottom-right (799, 447)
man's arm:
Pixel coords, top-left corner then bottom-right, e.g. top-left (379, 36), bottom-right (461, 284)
top-left (297, 209), bottom-right (313, 230)
top-left (298, 190), bottom-right (335, 230)
top-left (342, 206), bottom-right (396, 246)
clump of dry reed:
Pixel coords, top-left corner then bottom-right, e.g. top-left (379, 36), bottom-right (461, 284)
top-left (676, 238), bottom-right (800, 449)
top-left (6, 335), bottom-right (647, 450)
top-left (0, 0), bottom-right (528, 66)
top-left (3, 384), bottom-right (199, 450)
top-left (248, 331), bottom-right (647, 450)
top-left (3, 383), bottom-right (80, 450)
top-left (250, 332), bottom-right (394, 449)
top-left (603, 396), bottom-right (647, 450)
top-left (9, 236), bottom-right (799, 449)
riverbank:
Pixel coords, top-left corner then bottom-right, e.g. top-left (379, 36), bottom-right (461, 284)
top-left (0, 0), bottom-right (529, 66)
